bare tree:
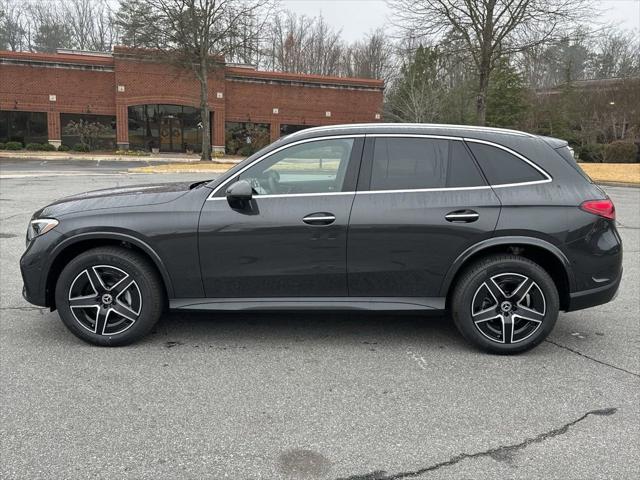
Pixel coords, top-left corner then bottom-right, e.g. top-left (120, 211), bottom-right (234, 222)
top-left (348, 29), bottom-right (394, 81)
top-left (388, 0), bottom-right (594, 125)
top-left (264, 11), bottom-right (347, 76)
top-left (27, 0), bottom-right (73, 52)
top-left (385, 45), bottom-right (447, 122)
top-left (116, 0), bottom-right (271, 160)
top-left (0, 0), bottom-right (29, 51)
top-left (61, 0), bottom-right (117, 51)
top-left (590, 30), bottom-right (640, 79)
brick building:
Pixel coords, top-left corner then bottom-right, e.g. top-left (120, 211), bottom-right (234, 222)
top-left (0, 47), bottom-right (384, 153)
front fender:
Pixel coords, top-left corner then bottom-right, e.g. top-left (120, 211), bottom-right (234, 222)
top-left (47, 230), bottom-right (175, 298)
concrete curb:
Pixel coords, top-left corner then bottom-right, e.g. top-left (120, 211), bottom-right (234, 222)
top-left (596, 181), bottom-right (640, 188)
top-left (0, 152), bottom-right (243, 164)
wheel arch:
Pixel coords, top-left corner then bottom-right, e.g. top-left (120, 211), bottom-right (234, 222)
top-left (45, 232), bottom-right (174, 309)
top-left (442, 236), bottom-right (574, 311)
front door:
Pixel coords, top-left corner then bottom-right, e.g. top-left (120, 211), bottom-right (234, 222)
top-left (347, 136), bottom-right (501, 297)
top-left (198, 136), bottom-right (363, 298)
top-left (160, 116), bottom-right (182, 152)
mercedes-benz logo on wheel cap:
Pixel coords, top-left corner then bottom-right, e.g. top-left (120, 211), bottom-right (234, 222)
top-left (500, 301), bottom-right (512, 313)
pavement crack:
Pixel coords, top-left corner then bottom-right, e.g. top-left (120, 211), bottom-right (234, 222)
top-left (0, 306), bottom-right (48, 312)
top-left (335, 408), bottom-right (618, 480)
top-left (545, 339), bottom-right (640, 379)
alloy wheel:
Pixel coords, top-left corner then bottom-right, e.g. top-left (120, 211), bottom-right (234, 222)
top-left (67, 265), bottom-right (142, 336)
top-left (471, 272), bottom-right (546, 344)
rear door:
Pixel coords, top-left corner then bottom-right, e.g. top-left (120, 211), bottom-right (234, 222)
top-left (347, 135), bottom-right (501, 297)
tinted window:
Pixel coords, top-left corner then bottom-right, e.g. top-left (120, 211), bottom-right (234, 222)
top-left (371, 138), bottom-right (448, 190)
top-left (239, 138), bottom-right (354, 195)
top-left (447, 140), bottom-right (487, 187)
top-left (467, 142), bottom-right (546, 185)
top-left (370, 138), bottom-right (487, 190)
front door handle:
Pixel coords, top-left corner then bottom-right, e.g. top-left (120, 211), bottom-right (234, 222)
top-left (445, 209), bottom-right (479, 223)
top-left (303, 212), bottom-right (336, 225)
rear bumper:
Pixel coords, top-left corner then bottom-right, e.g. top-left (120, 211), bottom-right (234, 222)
top-left (567, 267), bottom-right (622, 312)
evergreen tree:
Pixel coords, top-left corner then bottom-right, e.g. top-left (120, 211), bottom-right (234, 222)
top-left (486, 60), bottom-right (529, 128)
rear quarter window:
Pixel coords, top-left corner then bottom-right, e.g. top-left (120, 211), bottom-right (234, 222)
top-left (467, 141), bottom-right (547, 185)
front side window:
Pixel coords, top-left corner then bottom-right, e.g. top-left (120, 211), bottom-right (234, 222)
top-left (369, 137), bottom-right (487, 190)
top-left (467, 142), bottom-right (547, 185)
top-left (238, 138), bottom-right (354, 195)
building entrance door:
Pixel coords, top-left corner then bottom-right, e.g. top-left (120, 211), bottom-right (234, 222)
top-left (160, 115), bottom-right (183, 152)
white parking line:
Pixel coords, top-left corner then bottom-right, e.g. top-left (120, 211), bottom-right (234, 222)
top-left (0, 172), bottom-right (127, 179)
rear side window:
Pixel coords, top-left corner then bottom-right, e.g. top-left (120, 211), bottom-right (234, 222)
top-left (467, 142), bottom-right (547, 185)
top-left (447, 140), bottom-right (487, 188)
top-left (370, 138), bottom-right (486, 190)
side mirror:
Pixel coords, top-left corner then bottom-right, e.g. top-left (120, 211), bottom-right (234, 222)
top-left (226, 180), bottom-right (253, 208)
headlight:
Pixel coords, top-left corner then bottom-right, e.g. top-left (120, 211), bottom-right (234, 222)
top-left (27, 218), bottom-right (58, 242)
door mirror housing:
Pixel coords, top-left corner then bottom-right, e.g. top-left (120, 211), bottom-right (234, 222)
top-left (226, 180), bottom-right (253, 208)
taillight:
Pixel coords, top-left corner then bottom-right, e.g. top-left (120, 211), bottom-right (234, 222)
top-left (580, 199), bottom-right (616, 220)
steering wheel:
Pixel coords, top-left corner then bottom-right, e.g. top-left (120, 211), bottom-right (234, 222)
top-left (267, 170), bottom-right (280, 194)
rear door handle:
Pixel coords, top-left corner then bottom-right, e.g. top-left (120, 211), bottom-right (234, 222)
top-left (445, 210), bottom-right (479, 223)
top-left (303, 212), bottom-right (336, 225)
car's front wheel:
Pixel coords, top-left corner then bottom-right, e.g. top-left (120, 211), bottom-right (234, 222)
top-left (451, 254), bottom-right (559, 354)
top-left (55, 247), bottom-right (164, 346)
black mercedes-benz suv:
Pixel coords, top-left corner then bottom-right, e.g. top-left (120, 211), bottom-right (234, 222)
top-left (20, 124), bottom-right (622, 353)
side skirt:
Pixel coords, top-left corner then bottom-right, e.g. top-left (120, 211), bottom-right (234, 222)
top-left (169, 297), bottom-right (446, 312)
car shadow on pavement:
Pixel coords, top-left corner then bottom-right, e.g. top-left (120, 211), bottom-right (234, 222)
top-left (141, 310), bottom-right (469, 350)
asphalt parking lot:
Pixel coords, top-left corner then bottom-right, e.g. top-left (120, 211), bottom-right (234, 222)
top-left (1, 161), bottom-right (638, 479)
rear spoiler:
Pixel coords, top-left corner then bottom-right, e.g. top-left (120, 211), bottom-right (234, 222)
top-left (539, 135), bottom-right (569, 150)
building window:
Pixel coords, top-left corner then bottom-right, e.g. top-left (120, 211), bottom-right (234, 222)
top-left (128, 104), bottom-right (202, 153)
top-left (60, 113), bottom-right (116, 150)
top-left (0, 110), bottom-right (47, 145)
top-left (279, 124), bottom-right (316, 137)
top-left (225, 122), bottom-right (270, 156)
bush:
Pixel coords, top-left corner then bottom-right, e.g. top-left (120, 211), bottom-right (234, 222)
top-left (576, 143), bottom-right (604, 163)
top-left (0, 142), bottom-right (5, 150)
top-left (25, 143), bottom-right (55, 151)
top-left (73, 143), bottom-right (91, 152)
top-left (603, 141), bottom-right (637, 163)
top-left (4, 141), bottom-right (23, 150)
top-left (57, 144), bottom-right (71, 152)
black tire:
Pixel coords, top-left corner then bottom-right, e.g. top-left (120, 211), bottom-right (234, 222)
top-left (54, 246), bottom-right (164, 346)
top-left (451, 254), bottom-right (559, 354)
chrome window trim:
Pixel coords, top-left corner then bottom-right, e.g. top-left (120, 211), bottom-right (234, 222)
top-left (207, 134), bottom-right (364, 200)
top-left (206, 133), bottom-right (552, 202)
top-left (208, 191), bottom-right (355, 200)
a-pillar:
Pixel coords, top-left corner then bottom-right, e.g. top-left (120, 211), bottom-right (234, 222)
top-left (116, 104), bottom-right (129, 150)
top-left (211, 109), bottom-right (225, 155)
top-left (270, 121), bottom-right (281, 142)
top-left (47, 111), bottom-right (61, 148)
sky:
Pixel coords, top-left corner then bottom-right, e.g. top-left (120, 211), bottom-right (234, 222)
top-left (279, 0), bottom-right (640, 42)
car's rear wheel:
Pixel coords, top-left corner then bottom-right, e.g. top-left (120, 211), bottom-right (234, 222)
top-left (451, 254), bottom-right (559, 354)
top-left (55, 247), bottom-right (163, 346)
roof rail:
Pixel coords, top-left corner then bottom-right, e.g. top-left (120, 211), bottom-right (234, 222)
top-left (288, 123), bottom-right (536, 138)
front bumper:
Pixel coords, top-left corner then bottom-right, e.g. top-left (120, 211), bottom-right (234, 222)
top-left (567, 267), bottom-right (622, 312)
top-left (20, 233), bottom-right (59, 308)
